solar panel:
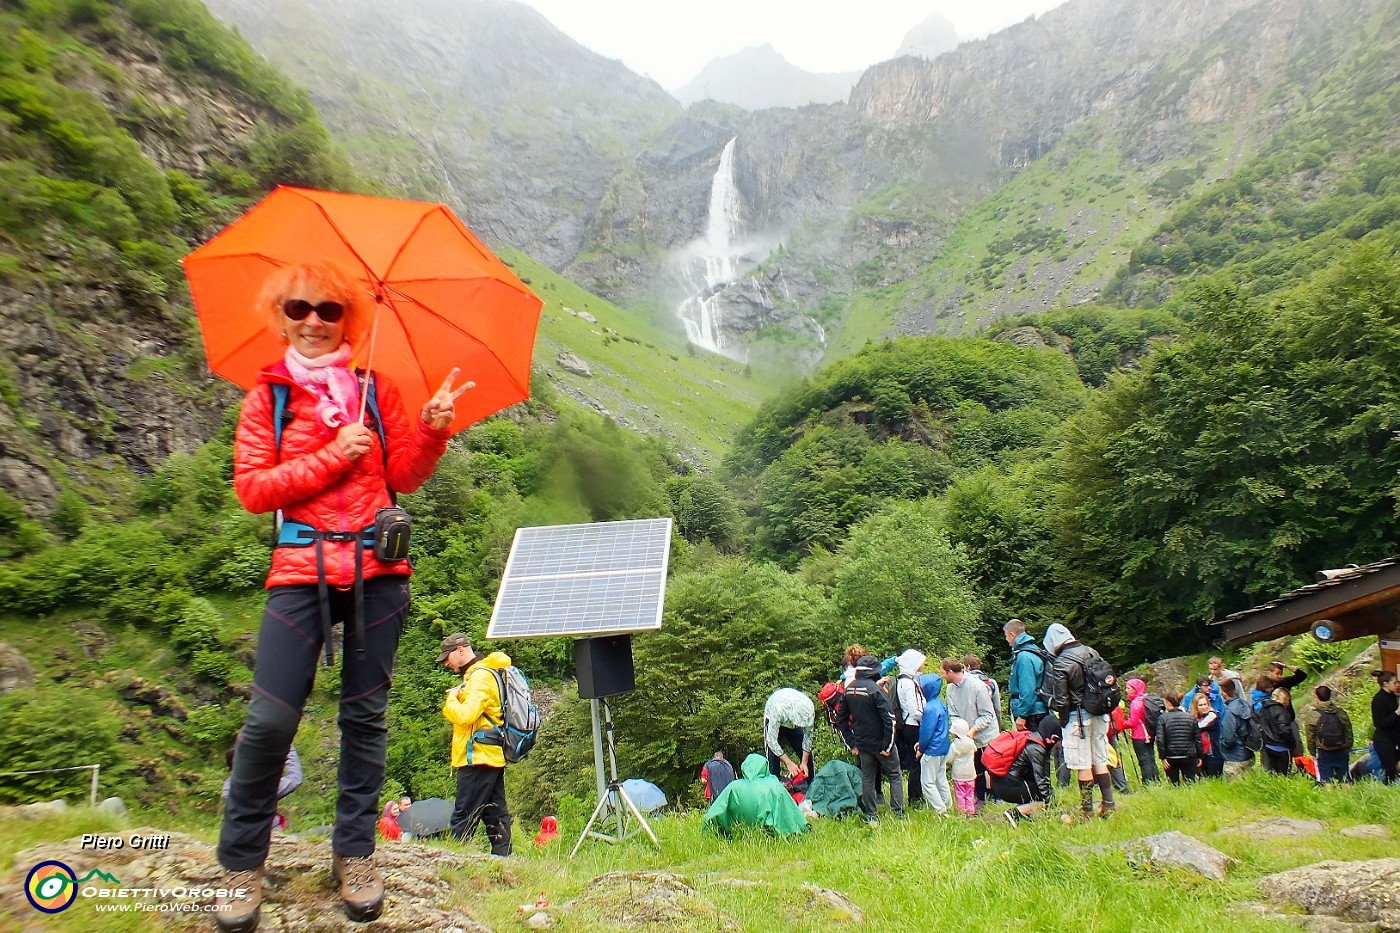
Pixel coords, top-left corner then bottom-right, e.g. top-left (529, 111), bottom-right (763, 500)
top-left (486, 518), bottom-right (673, 639)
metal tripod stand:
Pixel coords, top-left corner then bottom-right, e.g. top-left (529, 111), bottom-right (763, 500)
top-left (570, 698), bottom-right (659, 857)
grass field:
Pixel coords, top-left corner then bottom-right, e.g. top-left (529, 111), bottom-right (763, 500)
top-left (2, 771), bottom-right (1393, 932)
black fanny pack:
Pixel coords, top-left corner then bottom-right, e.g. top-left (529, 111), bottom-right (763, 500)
top-left (373, 507), bottom-right (412, 562)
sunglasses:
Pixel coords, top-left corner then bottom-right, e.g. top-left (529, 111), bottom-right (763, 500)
top-left (283, 299), bottom-right (345, 323)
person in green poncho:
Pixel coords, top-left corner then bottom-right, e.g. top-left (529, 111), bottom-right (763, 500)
top-left (703, 753), bottom-right (808, 837)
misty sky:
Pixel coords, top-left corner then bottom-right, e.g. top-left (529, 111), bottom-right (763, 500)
top-left (514, 0), bottom-right (1070, 89)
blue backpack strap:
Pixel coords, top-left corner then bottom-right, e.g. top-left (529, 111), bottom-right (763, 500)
top-left (271, 383), bottom-right (291, 463)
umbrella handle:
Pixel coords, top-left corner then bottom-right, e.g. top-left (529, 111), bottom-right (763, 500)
top-left (358, 296), bottom-right (383, 424)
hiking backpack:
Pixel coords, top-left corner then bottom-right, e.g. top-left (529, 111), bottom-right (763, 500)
top-left (701, 757), bottom-right (736, 800)
top-left (1315, 710), bottom-right (1347, 751)
top-left (1141, 693), bottom-right (1166, 737)
top-left (981, 730), bottom-right (1032, 777)
top-left (891, 673), bottom-right (924, 724)
top-left (1074, 650), bottom-right (1122, 716)
top-left (1015, 643), bottom-right (1056, 712)
top-left (973, 671), bottom-right (1002, 722)
top-left (819, 682), bottom-right (846, 733)
top-left (481, 665), bottom-right (540, 762)
top-left (1233, 705), bottom-right (1263, 753)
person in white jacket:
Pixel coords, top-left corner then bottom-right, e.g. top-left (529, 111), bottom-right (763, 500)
top-left (894, 649), bottom-right (927, 808)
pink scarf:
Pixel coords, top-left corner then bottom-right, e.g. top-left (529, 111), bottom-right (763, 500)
top-left (284, 344), bottom-right (360, 430)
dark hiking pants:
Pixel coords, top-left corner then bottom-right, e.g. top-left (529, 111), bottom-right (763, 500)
top-left (1316, 748), bottom-right (1349, 783)
top-left (218, 577), bottom-right (409, 870)
top-left (1164, 757), bottom-right (1199, 784)
top-left (858, 749), bottom-right (904, 819)
top-left (896, 723), bottom-right (923, 806)
top-left (452, 764), bottom-right (511, 855)
top-left (1133, 737), bottom-right (1161, 783)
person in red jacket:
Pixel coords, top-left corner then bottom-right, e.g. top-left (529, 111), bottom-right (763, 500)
top-left (215, 262), bottom-right (465, 933)
top-left (377, 802), bottom-right (403, 841)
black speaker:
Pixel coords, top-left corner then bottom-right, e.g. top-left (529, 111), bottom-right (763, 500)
top-left (575, 635), bottom-right (635, 699)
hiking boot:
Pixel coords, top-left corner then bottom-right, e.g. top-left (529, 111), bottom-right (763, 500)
top-left (1097, 802), bottom-right (1116, 820)
top-left (214, 866), bottom-right (263, 933)
top-left (1004, 808), bottom-right (1022, 827)
top-left (332, 855), bottom-right (385, 923)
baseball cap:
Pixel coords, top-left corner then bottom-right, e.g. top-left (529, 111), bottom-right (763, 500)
top-left (437, 632), bottom-right (471, 664)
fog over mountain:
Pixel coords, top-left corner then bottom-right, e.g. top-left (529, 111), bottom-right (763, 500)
top-left (894, 10), bottom-right (960, 59)
top-left (674, 44), bottom-right (862, 110)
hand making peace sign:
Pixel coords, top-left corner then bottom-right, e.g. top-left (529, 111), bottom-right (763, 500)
top-left (420, 368), bottom-right (475, 430)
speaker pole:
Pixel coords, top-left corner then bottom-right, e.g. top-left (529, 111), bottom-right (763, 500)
top-left (590, 698), bottom-right (607, 805)
top-left (570, 663), bottom-right (659, 857)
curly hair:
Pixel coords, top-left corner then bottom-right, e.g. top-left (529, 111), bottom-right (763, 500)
top-left (842, 645), bottom-right (868, 669)
top-left (260, 261), bottom-right (369, 349)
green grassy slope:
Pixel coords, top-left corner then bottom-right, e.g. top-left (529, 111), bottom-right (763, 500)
top-left (829, 122), bottom-right (1243, 355)
top-left (509, 249), bottom-right (787, 463)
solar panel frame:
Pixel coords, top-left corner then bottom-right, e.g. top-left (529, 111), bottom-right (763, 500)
top-left (486, 518), bottom-right (673, 640)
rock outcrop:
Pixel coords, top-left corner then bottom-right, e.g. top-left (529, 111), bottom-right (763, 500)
top-left (0, 642), bottom-right (34, 696)
top-left (1077, 831), bottom-right (1235, 881)
top-left (3, 830), bottom-right (495, 931)
top-left (1259, 858), bottom-right (1400, 930)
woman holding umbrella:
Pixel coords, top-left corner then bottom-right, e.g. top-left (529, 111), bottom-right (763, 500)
top-left (215, 261), bottom-right (468, 932)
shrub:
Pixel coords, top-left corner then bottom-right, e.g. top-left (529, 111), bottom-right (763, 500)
top-left (170, 596), bottom-right (223, 657)
top-left (1288, 634), bottom-right (1346, 673)
top-left (184, 698), bottom-right (246, 751)
top-left (0, 686), bottom-right (125, 803)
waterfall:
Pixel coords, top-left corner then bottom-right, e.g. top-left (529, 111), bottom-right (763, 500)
top-left (678, 138), bottom-right (742, 355)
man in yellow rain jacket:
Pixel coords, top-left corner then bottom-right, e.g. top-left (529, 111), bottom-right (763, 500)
top-left (439, 632), bottom-right (513, 855)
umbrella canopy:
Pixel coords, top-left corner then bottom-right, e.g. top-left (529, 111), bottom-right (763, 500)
top-left (399, 797), bottom-right (453, 836)
top-left (619, 778), bottom-right (667, 813)
top-left (182, 186), bottom-right (542, 433)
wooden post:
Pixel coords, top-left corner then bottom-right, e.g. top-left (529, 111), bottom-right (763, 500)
top-left (1381, 628), bottom-right (1400, 677)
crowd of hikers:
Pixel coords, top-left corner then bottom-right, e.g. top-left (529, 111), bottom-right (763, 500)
top-left (701, 620), bottom-right (1400, 836)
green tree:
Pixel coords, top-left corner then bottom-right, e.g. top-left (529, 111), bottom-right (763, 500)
top-left (832, 499), bottom-right (980, 658)
top-left (1055, 242), bottom-right (1400, 662)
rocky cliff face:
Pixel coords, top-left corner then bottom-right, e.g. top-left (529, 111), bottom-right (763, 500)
top-left (200, 0), bottom-right (682, 268)
top-left (851, 0), bottom-right (1277, 163)
top-left (581, 0), bottom-right (1374, 351)
top-left (0, 13), bottom-right (271, 515)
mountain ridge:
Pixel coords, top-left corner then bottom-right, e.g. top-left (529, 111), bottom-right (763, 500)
top-left (673, 43), bottom-right (862, 110)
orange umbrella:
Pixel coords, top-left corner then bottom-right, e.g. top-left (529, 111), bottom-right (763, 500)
top-left (182, 186), bottom-right (542, 434)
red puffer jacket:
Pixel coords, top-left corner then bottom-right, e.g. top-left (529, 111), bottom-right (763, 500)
top-left (233, 362), bottom-right (451, 588)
